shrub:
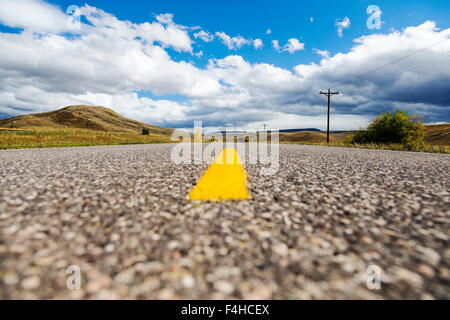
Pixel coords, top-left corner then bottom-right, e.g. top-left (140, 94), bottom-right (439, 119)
top-left (350, 110), bottom-right (424, 147)
top-left (142, 128), bottom-right (150, 135)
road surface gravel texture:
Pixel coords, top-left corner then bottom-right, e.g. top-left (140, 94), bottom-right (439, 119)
top-left (0, 144), bottom-right (448, 299)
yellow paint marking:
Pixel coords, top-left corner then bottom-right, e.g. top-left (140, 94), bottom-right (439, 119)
top-left (189, 148), bottom-right (250, 201)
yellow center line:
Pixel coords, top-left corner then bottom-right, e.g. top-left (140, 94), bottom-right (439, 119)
top-left (188, 148), bottom-right (251, 201)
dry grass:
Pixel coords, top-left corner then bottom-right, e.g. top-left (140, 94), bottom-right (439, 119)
top-left (0, 105), bottom-right (176, 149)
top-left (424, 124), bottom-right (450, 146)
top-left (0, 127), bottom-right (172, 149)
top-left (281, 140), bottom-right (449, 154)
top-left (278, 125), bottom-right (449, 154)
top-left (279, 131), bottom-right (338, 143)
top-left (0, 105), bottom-right (448, 152)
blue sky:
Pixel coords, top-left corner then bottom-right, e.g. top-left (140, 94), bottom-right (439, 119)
top-left (43, 0), bottom-right (450, 69)
top-left (0, 0), bottom-right (449, 130)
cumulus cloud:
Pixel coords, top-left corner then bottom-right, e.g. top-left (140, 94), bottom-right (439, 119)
top-left (335, 17), bottom-right (351, 38)
top-left (0, 0), bottom-right (448, 130)
top-left (215, 31), bottom-right (252, 50)
top-left (272, 38), bottom-right (305, 53)
top-left (253, 39), bottom-right (263, 50)
top-left (155, 13), bottom-right (174, 24)
top-left (194, 30), bottom-right (214, 42)
top-left (284, 38), bottom-right (305, 53)
top-left (266, 29), bottom-right (272, 35)
top-left (272, 40), bottom-right (280, 50)
top-left (0, 0), bottom-right (69, 33)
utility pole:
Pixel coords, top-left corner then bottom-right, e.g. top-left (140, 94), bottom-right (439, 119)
top-left (263, 124), bottom-right (267, 131)
top-left (319, 89), bottom-right (339, 143)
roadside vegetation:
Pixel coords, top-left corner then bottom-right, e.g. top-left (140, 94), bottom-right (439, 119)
top-left (348, 110), bottom-right (424, 145)
top-left (282, 140), bottom-right (449, 154)
top-left (344, 110), bottom-right (448, 153)
top-left (281, 110), bottom-right (449, 154)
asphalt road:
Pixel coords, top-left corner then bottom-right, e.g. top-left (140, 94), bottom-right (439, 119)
top-left (0, 144), bottom-right (449, 299)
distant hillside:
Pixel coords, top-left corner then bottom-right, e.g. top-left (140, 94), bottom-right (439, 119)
top-left (279, 128), bottom-right (320, 133)
top-left (0, 105), bottom-right (173, 135)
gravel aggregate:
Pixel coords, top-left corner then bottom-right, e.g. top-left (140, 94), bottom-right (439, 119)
top-left (0, 143), bottom-right (449, 299)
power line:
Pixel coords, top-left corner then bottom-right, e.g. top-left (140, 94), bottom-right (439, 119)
top-left (354, 38), bottom-right (449, 82)
top-left (328, 37), bottom-right (450, 88)
top-left (369, 50), bottom-right (450, 82)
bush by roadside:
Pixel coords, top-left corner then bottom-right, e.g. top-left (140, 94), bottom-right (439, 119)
top-left (348, 110), bottom-right (425, 149)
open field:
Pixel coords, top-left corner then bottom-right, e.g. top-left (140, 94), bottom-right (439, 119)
top-left (0, 106), bottom-right (448, 152)
top-left (0, 127), bottom-right (172, 149)
top-left (1, 126), bottom-right (449, 153)
top-left (424, 124), bottom-right (450, 145)
top-left (280, 128), bottom-right (450, 154)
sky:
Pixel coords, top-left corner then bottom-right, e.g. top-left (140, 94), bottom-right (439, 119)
top-left (0, 0), bottom-right (449, 131)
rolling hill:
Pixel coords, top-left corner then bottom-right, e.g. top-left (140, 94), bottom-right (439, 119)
top-left (0, 105), bottom-right (173, 135)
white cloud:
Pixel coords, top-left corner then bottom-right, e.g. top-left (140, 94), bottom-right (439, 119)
top-left (266, 29), bottom-right (272, 35)
top-left (195, 50), bottom-right (203, 58)
top-left (313, 48), bottom-right (330, 59)
top-left (215, 31), bottom-right (252, 50)
top-left (272, 40), bottom-right (280, 50)
top-left (310, 17), bottom-right (314, 23)
top-left (335, 17), bottom-right (351, 38)
top-left (194, 30), bottom-right (214, 42)
top-left (253, 39), bottom-right (263, 50)
top-left (273, 38), bottom-right (305, 53)
top-left (0, 0), bottom-right (69, 33)
top-left (284, 38), bottom-right (305, 53)
top-left (155, 13), bottom-right (174, 24)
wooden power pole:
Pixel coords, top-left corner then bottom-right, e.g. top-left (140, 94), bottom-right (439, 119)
top-left (319, 89), bottom-right (339, 143)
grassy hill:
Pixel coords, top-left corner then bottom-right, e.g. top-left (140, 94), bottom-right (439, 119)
top-left (0, 105), bottom-right (172, 135)
top-left (0, 105), bottom-right (174, 149)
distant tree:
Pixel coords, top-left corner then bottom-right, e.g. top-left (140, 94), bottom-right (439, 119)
top-left (142, 128), bottom-right (150, 135)
top-left (350, 110), bottom-right (424, 146)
